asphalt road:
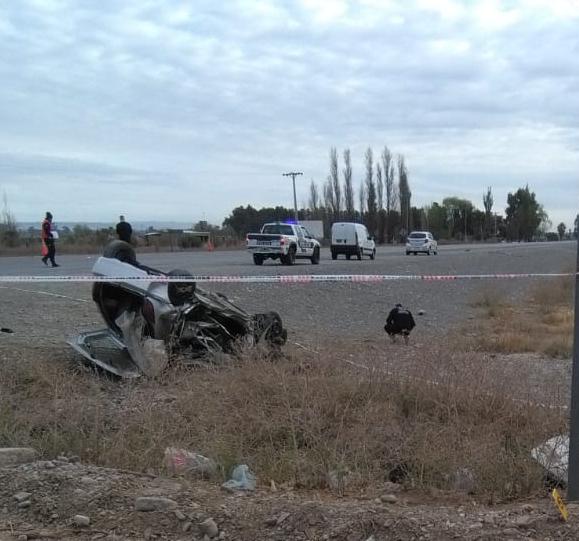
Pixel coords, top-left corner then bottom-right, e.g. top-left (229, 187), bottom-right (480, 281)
top-left (0, 241), bottom-right (576, 346)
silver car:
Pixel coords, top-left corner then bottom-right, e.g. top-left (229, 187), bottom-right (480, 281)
top-left (406, 231), bottom-right (438, 255)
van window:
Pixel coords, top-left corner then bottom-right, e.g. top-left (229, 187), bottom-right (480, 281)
top-left (408, 232), bottom-right (426, 239)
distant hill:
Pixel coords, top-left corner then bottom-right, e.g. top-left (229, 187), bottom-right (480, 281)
top-left (17, 221), bottom-right (194, 232)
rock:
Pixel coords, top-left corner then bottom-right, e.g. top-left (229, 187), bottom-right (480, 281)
top-left (18, 535), bottom-right (28, 541)
top-left (182, 521), bottom-right (192, 532)
top-left (73, 514), bottom-right (91, 527)
top-left (221, 465), bottom-right (256, 492)
top-left (218, 532), bottom-right (226, 540)
top-left (13, 492), bottom-right (32, 503)
top-left (522, 504), bottom-right (535, 513)
top-left (0, 448), bottom-right (37, 467)
top-left (199, 518), bottom-right (219, 538)
top-left (511, 515), bottom-right (536, 529)
top-left (18, 501), bottom-right (31, 509)
top-left (327, 468), bottom-right (351, 492)
top-left (174, 509), bottom-right (187, 521)
top-left (270, 479), bottom-right (278, 492)
top-left (144, 528), bottom-right (152, 540)
top-left (135, 496), bottom-right (178, 512)
top-left (502, 528), bottom-right (521, 537)
top-left (69, 455), bottom-right (81, 463)
top-left (418, 309), bottom-right (425, 316)
top-left (380, 494), bottom-right (398, 504)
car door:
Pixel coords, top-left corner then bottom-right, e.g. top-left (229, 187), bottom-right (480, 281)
top-left (297, 226), bottom-right (313, 255)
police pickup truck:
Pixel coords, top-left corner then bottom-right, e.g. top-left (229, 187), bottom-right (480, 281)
top-left (246, 223), bottom-right (321, 265)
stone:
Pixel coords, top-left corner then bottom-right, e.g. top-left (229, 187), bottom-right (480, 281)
top-left (135, 496), bottom-right (178, 512)
top-left (18, 501), bottom-right (31, 509)
top-left (182, 521), bottom-right (192, 532)
top-left (522, 504), bottom-right (535, 513)
top-left (0, 448), bottom-right (37, 467)
top-left (14, 492), bottom-right (32, 503)
top-left (18, 535), bottom-right (28, 541)
top-left (73, 515), bottom-right (91, 527)
top-left (199, 518), bottom-right (219, 538)
top-left (512, 515), bottom-right (536, 529)
top-left (380, 494), bottom-right (398, 504)
top-left (383, 481), bottom-right (402, 493)
top-left (174, 509), bottom-right (187, 521)
top-left (276, 512), bottom-right (291, 526)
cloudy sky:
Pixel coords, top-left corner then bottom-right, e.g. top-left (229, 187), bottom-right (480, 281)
top-left (1, 0), bottom-right (578, 228)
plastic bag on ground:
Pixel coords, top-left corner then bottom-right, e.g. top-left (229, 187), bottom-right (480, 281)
top-left (164, 447), bottom-right (218, 478)
top-left (531, 434), bottom-right (568, 486)
top-left (222, 464), bottom-right (256, 491)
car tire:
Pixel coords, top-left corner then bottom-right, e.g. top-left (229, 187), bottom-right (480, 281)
top-left (310, 247), bottom-right (320, 265)
top-left (413, 252), bottom-right (417, 256)
top-left (282, 246), bottom-right (296, 266)
top-left (103, 240), bottom-right (137, 264)
top-left (370, 249), bottom-right (375, 260)
top-left (406, 251), bottom-right (410, 255)
top-left (346, 254), bottom-right (351, 260)
top-left (253, 254), bottom-right (264, 266)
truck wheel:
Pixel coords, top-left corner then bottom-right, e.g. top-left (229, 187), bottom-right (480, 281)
top-left (370, 249), bottom-right (375, 260)
top-left (331, 251), bottom-right (337, 260)
top-left (287, 246), bottom-right (296, 265)
top-left (357, 248), bottom-right (362, 261)
top-left (310, 247), bottom-right (320, 265)
top-left (253, 254), bottom-right (264, 266)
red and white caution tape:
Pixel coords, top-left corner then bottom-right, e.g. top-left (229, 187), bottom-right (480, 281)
top-left (0, 272), bottom-right (575, 284)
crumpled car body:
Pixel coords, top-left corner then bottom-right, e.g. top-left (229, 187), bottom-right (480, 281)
top-left (69, 255), bottom-right (287, 378)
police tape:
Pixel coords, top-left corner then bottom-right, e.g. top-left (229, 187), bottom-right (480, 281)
top-left (0, 272), bottom-right (575, 284)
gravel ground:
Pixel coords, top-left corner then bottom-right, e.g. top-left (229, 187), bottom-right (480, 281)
top-left (1, 457), bottom-right (577, 541)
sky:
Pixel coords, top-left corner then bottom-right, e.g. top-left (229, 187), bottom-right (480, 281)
top-left (0, 0), bottom-right (578, 229)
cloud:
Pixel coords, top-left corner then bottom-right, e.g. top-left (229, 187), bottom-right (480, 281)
top-left (0, 0), bottom-right (577, 227)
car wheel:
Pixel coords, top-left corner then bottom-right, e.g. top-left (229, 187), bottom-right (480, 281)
top-left (253, 254), bottom-right (264, 266)
top-left (284, 246), bottom-right (296, 266)
top-left (346, 254), bottom-right (351, 260)
top-left (103, 240), bottom-right (137, 264)
top-left (331, 251), bottom-right (337, 260)
top-left (413, 252), bottom-right (417, 256)
top-left (311, 247), bottom-right (320, 265)
top-left (406, 251), bottom-right (410, 255)
top-left (427, 247), bottom-right (432, 256)
top-left (370, 249), bottom-right (375, 260)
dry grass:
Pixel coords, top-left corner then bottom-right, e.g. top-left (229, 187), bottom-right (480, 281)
top-left (468, 277), bottom-right (574, 358)
top-left (0, 343), bottom-right (566, 501)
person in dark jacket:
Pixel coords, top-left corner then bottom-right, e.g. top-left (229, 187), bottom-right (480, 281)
top-left (41, 211), bottom-right (59, 267)
top-left (384, 303), bottom-right (415, 344)
top-left (116, 215), bottom-right (133, 243)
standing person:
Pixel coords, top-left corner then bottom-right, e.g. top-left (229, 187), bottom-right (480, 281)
top-left (116, 215), bottom-right (133, 243)
top-left (41, 212), bottom-right (59, 267)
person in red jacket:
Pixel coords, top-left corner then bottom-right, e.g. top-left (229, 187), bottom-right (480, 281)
top-left (41, 212), bottom-right (59, 267)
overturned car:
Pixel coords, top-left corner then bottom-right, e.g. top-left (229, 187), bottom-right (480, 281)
top-left (69, 241), bottom-right (287, 378)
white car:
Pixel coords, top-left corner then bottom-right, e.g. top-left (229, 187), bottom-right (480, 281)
top-left (331, 222), bottom-right (376, 260)
top-left (406, 231), bottom-right (438, 255)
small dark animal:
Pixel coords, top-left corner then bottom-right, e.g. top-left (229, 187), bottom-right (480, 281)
top-left (1, 328), bottom-right (14, 334)
top-left (384, 304), bottom-right (415, 345)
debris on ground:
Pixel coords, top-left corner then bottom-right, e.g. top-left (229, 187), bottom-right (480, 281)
top-left (164, 447), bottom-right (218, 478)
top-left (531, 434), bottom-right (568, 486)
top-left (221, 464), bottom-right (256, 492)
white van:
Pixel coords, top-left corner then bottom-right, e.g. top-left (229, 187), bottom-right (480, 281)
top-left (331, 222), bottom-right (376, 260)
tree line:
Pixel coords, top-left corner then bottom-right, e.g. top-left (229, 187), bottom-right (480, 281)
top-left (223, 146), bottom-right (564, 243)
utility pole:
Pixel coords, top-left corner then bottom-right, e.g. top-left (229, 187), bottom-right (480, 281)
top-left (567, 215), bottom-right (579, 499)
top-left (283, 171), bottom-right (302, 223)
